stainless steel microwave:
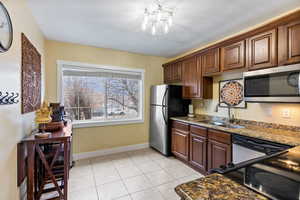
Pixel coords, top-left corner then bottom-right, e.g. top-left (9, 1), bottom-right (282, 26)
top-left (243, 64), bottom-right (300, 103)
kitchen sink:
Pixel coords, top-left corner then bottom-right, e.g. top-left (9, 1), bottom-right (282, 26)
top-left (196, 120), bottom-right (245, 129)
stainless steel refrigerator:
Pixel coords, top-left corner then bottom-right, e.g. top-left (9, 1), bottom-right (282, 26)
top-left (150, 85), bottom-right (190, 156)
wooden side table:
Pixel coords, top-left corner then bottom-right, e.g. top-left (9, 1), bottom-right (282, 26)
top-left (20, 123), bottom-right (72, 200)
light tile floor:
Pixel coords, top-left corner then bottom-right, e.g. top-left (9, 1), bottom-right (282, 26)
top-left (68, 148), bottom-right (204, 200)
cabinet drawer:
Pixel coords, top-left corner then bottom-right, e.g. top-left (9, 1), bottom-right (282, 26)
top-left (172, 120), bottom-right (189, 132)
top-left (190, 125), bottom-right (207, 137)
top-left (208, 129), bottom-right (231, 144)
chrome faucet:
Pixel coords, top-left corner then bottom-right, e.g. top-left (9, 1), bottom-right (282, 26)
top-left (215, 102), bottom-right (235, 124)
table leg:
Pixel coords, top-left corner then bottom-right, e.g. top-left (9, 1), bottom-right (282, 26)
top-left (63, 140), bottom-right (69, 200)
top-left (27, 141), bottom-right (36, 200)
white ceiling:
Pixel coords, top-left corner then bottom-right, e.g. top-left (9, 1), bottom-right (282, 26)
top-left (27, 0), bottom-right (300, 58)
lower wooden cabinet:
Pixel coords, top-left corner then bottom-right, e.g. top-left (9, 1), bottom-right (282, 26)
top-left (171, 121), bottom-right (189, 161)
top-left (171, 120), bottom-right (232, 174)
top-left (207, 140), bottom-right (232, 171)
top-left (189, 133), bottom-right (207, 173)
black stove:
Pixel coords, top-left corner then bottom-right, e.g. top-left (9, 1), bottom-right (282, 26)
top-left (222, 148), bottom-right (300, 200)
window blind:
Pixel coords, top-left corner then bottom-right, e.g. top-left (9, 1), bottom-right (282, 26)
top-left (62, 65), bottom-right (142, 80)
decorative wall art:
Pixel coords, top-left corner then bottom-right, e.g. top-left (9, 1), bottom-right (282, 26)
top-left (219, 78), bottom-right (246, 108)
top-left (21, 33), bottom-right (41, 114)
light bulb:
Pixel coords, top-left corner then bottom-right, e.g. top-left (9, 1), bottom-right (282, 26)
top-left (142, 22), bottom-right (147, 31)
top-left (164, 24), bottom-right (169, 34)
top-left (142, 15), bottom-right (148, 31)
top-left (157, 12), bottom-right (161, 21)
top-left (151, 25), bottom-right (156, 35)
top-left (168, 16), bottom-right (173, 27)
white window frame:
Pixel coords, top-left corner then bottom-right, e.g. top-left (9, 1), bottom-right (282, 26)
top-left (57, 60), bottom-right (145, 128)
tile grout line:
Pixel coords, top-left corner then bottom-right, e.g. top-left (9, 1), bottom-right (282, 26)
top-left (74, 148), bottom-right (200, 200)
top-left (90, 158), bottom-right (102, 200)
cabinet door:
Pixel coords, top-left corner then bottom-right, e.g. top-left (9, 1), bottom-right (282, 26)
top-left (163, 64), bottom-right (170, 83)
top-left (207, 140), bottom-right (231, 170)
top-left (182, 56), bottom-right (202, 99)
top-left (173, 62), bottom-right (182, 82)
top-left (221, 40), bottom-right (246, 71)
top-left (247, 29), bottom-right (277, 70)
top-left (189, 133), bottom-right (207, 172)
top-left (202, 48), bottom-right (220, 75)
top-left (171, 128), bottom-right (189, 161)
top-left (163, 63), bottom-right (182, 83)
top-left (278, 20), bottom-right (300, 65)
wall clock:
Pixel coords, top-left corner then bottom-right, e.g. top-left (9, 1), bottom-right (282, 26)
top-left (0, 2), bottom-right (13, 53)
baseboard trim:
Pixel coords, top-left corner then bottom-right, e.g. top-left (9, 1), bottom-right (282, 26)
top-left (73, 143), bottom-right (149, 161)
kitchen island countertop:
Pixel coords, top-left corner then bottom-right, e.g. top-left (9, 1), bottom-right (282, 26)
top-left (175, 173), bottom-right (268, 200)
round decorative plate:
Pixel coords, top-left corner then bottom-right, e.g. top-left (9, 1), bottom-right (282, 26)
top-left (220, 80), bottom-right (244, 106)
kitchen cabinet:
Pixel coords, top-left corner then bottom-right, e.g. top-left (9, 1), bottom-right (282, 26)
top-left (247, 29), bottom-right (277, 70)
top-left (182, 56), bottom-right (201, 98)
top-left (202, 48), bottom-right (220, 75)
top-left (162, 11), bottom-right (300, 77)
top-left (171, 120), bottom-right (233, 174)
top-left (207, 129), bottom-right (232, 171)
top-left (207, 140), bottom-right (231, 170)
top-left (189, 126), bottom-right (207, 173)
top-left (171, 121), bottom-right (189, 161)
top-left (163, 62), bottom-right (182, 83)
top-left (278, 19), bottom-right (300, 65)
top-left (221, 40), bottom-right (246, 71)
top-left (182, 56), bottom-right (213, 99)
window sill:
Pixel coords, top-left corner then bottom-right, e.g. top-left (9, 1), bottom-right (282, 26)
top-left (72, 118), bottom-right (144, 129)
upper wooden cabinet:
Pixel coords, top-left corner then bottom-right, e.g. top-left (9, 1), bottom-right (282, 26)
top-left (247, 29), bottom-right (277, 70)
top-left (221, 40), bottom-right (246, 71)
top-left (182, 56), bottom-right (201, 99)
top-left (182, 56), bottom-right (213, 99)
top-left (163, 13), bottom-right (300, 79)
top-left (278, 20), bottom-right (300, 65)
top-left (202, 48), bottom-right (220, 75)
top-left (163, 62), bottom-right (182, 83)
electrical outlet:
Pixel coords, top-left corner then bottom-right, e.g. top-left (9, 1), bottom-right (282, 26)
top-left (266, 107), bottom-right (272, 117)
top-left (282, 109), bottom-right (291, 118)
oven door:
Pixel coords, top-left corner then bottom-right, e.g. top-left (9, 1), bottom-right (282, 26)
top-left (233, 144), bottom-right (266, 164)
top-left (245, 164), bottom-right (300, 200)
top-left (243, 64), bottom-right (300, 103)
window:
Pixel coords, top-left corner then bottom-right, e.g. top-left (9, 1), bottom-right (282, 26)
top-left (57, 61), bottom-right (144, 128)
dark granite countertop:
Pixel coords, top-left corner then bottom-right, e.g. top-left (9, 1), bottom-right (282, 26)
top-left (175, 173), bottom-right (268, 200)
top-left (171, 115), bottom-right (300, 146)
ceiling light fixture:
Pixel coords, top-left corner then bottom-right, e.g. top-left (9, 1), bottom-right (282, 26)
top-left (142, 1), bottom-right (174, 35)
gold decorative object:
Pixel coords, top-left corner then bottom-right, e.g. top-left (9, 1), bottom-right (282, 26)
top-left (35, 101), bottom-right (52, 138)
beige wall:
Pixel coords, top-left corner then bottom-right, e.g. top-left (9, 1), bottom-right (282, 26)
top-left (193, 72), bottom-right (300, 127)
top-left (45, 40), bottom-right (167, 154)
top-left (0, 0), bottom-right (45, 199)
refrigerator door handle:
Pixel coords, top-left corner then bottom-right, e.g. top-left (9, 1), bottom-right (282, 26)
top-left (162, 106), bottom-right (168, 125)
top-left (162, 87), bottom-right (168, 107)
top-left (162, 87), bottom-right (168, 125)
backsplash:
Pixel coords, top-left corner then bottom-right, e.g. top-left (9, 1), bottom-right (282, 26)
top-left (193, 72), bottom-right (300, 127)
